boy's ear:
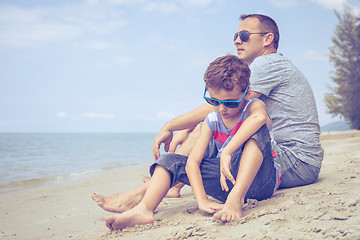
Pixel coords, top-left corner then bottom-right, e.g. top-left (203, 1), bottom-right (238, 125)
top-left (245, 86), bottom-right (252, 98)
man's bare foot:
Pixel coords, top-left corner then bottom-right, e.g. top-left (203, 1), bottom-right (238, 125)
top-left (142, 176), bottom-right (182, 198)
top-left (165, 183), bottom-right (183, 198)
top-left (91, 191), bottom-right (143, 213)
top-left (105, 205), bottom-right (155, 231)
top-left (213, 200), bottom-right (243, 222)
top-left (141, 175), bottom-right (151, 183)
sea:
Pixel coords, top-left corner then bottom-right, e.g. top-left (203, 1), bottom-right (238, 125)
top-left (0, 132), bottom-right (157, 195)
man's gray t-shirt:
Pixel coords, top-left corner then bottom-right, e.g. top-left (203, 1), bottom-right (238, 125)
top-left (250, 53), bottom-right (324, 168)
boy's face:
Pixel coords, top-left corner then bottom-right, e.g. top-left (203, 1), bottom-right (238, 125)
top-left (206, 87), bottom-right (248, 120)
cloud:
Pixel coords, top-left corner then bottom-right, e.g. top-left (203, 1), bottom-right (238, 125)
top-left (179, 0), bottom-right (214, 8)
top-left (56, 112), bottom-right (68, 118)
top-left (83, 113), bottom-right (115, 119)
top-left (137, 111), bottom-right (176, 121)
top-left (155, 111), bottom-right (177, 120)
top-left (143, 1), bottom-right (179, 14)
top-left (0, 3), bottom-right (127, 48)
top-left (310, 0), bottom-right (347, 10)
top-left (56, 112), bottom-right (115, 119)
top-left (303, 50), bottom-right (328, 61)
top-left (268, 0), bottom-right (299, 8)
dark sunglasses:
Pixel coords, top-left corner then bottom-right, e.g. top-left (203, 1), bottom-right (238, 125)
top-left (233, 30), bottom-right (269, 42)
top-left (203, 84), bottom-right (249, 108)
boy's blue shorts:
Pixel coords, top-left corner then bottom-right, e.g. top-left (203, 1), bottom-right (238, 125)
top-left (150, 124), bottom-right (277, 203)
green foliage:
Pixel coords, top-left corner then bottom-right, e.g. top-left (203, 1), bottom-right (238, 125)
top-left (325, 5), bottom-right (360, 129)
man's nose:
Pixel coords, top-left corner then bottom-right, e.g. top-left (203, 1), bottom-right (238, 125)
top-left (234, 35), bottom-right (242, 44)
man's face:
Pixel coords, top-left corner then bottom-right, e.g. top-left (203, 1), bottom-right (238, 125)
top-left (234, 17), bottom-right (267, 64)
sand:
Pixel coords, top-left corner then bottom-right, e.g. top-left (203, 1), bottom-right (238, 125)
top-left (1, 130), bottom-right (359, 240)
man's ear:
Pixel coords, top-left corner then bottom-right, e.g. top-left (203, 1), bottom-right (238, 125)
top-left (264, 33), bottom-right (274, 47)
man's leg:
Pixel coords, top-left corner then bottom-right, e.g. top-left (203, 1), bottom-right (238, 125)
top-left (105, 165), bottom-right (172, 230)
top-left (92, 183), bottom-right (148, 213)
top-left (275, 145), bottom-right (321, 188)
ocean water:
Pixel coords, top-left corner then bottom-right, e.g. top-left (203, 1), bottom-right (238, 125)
top-left (0, 132), bottom-right (157, 194)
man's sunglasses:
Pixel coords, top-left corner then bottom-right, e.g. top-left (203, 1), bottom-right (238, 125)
top-left (203, 84), bottom-right (249, 108)
top-left (233, 30), bottom-right (269, 42)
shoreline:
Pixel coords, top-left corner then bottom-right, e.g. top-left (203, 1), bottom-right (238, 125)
top-left (1, 130), bottom-right (359, 240)
top-left (0, 162), bottom-right (149, 196)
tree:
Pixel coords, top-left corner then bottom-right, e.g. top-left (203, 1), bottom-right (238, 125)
top-left (325, 5), bottom-right (360, 129)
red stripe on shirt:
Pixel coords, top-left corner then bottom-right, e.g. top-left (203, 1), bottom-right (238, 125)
top-left (213, 120), bottom-right (245, 144)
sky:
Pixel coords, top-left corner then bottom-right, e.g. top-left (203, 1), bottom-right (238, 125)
top-left (1, 0), bottom-right (359, 133)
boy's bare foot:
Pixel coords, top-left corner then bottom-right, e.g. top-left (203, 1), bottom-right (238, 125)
top-left (213, 200), bottom-right (244, 222)
top-left (91, 191), bottom-right (143, 213)
top-left (105, 205), bottom-right (155, 231)
top-left (142, 176), bottom-right (182, 198)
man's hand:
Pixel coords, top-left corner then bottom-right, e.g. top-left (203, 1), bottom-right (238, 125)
top-left (152, 129), bottom-right (173, 160)
top-left (219, 153), bottom-right (236, 192)
top-left (168, 129), bottom-right (189, 153)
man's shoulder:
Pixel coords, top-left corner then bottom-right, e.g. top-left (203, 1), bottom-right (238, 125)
top-left (252, 53), bottom-right (286, 65)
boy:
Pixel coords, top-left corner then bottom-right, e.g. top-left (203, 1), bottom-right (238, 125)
top-left (104, 55), bottom-right (279, 230)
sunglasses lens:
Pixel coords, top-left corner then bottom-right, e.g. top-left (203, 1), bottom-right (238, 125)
top-left (205, 98), bottom-right (220, 106)
top-left (239, 30), bottom-right (250, 42)
top-left (224, 102), bottom-right (240, 108)
top-left (233, 33), bottom-right (238, 42)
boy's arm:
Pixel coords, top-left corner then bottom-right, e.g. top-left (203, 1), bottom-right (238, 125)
top-left (152, 104), bottom-right (213, 160)
top-left (220, 100), bottom-right (270, 191)
top-left (185, 120), bottom-right (223, 213)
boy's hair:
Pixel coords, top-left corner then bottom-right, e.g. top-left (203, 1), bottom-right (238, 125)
top-left (240, 14), bottom-right (280, 50)
top-left (204, 55), bottom-right (250, 93)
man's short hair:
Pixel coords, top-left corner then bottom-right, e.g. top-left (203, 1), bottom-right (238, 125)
top-left (240, 14), bottom-right (280, 50)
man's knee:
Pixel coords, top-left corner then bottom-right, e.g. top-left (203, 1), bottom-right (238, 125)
top-left (175, 124), bottom-right (201, 156)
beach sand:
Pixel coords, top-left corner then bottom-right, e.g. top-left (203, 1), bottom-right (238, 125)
top-left (1, 130), bottom-right (359, 240)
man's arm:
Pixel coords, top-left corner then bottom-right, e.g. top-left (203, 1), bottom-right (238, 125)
top-left (152, 104), bottom-right (213, 159)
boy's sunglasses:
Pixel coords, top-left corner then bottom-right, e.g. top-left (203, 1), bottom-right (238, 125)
top-left (203, 84), bottom-right (249, 108)
top-left (233, 30), bottom-right (269, 42)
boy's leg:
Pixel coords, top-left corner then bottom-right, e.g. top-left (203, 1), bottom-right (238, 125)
top-left (200, 125), bottom-right (276, 221)
top-left (213, 138), bottom-right (263, 221)
top-left (105, 165), bottom-right (172, 230)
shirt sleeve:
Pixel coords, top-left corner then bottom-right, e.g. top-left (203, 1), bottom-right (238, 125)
top-left (249, 55), bottom-right (282, 97)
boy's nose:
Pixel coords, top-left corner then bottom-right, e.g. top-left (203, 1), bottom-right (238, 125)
top-left (219, 103), bottom-right (227, 111)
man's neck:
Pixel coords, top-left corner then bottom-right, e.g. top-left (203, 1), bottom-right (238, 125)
top-left (247, 47), bottom-right (277, 65)
top-left (263, 48), bottom-right (277, 56)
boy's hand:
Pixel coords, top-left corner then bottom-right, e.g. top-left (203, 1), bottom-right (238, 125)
top-left (197, 198), bottom-right (223, 214)
top-left (220, 153), bottom-right (236, 192)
